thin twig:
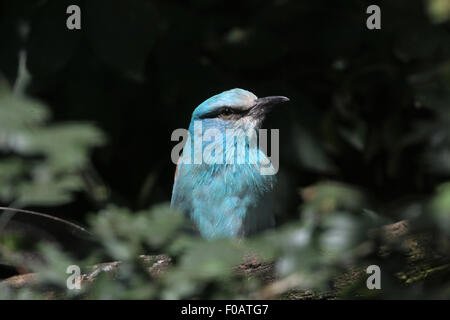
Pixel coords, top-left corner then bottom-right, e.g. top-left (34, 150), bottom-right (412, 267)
top-left (0, 206), bottom-right (92, 236)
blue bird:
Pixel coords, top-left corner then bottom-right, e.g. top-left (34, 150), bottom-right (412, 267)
top-left (171, 88), bottom-right (289, 240)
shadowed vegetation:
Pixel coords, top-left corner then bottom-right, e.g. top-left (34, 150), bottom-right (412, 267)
top-left (1, 0), bottom-right (450, 299)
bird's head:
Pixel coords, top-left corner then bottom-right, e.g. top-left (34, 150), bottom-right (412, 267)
top-left (190, 88), bottom-right (289, 132)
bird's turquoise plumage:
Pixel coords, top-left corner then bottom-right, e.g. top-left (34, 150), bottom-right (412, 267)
top-left (171, 88), bottom-right (287, 240)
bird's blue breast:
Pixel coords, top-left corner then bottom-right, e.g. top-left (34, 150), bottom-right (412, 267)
top-left (171, 162), bottom-right (275, 239)
top-left (171, 122), bottom-right (276, 239)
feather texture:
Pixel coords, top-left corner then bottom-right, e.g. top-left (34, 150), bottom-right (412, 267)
top-left (171, 88), bottom-right (281, 240)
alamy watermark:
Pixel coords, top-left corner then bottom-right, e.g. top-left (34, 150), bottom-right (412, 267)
top-left (66, 265), bottom-right (81, 290)
top-left (66, 5), bottom-right (81, 30)
top-left (366, 265), bottom-right (381, 290)
top-left (171, 121), bottom-right (279, 176)
top-left (366, 5), bottom-right (381, 30)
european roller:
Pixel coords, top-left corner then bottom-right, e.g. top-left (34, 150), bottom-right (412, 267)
top-left (171, 88), bottom-right (289, 240)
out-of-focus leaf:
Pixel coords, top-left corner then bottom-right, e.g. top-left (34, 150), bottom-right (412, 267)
top-left (162, 239), bottom-right (244, 299)
top-left (15, 173), bottom-right (83, 206)
top-left (144, 204), bottom-right (185, 247)
top-left (0, 158), bottom-right (25, 202)
top-left (0, 90), bottom-right (49, 153)
top-left (90, 204), bottom-right (184, 260)
top-left (319, 211), bottom-right (361, 257)
top-left (301, 181), bottom-right (368, 214)
top-left (30, 243), bottom-right (81, 292)
top-left (24, 123), bottom-right (105, 170)
top-left (430, 182), bottom-right (450, 234)
top-left (427, 0), bottom-right (450, 23)
top-left (0, 85), bottom-right (105, 207)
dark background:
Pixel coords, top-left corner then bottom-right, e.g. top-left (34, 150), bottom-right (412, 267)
top-left (0, 0), bottom-right (448, 228)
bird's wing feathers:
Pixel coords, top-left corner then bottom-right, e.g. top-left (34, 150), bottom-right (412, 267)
top-left (172, 163), bottom-right (275, 239)
top-left (174, 157), bottom-right (181, 181)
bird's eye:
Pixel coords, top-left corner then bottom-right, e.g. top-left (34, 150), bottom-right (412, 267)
top-left (221, 108), bottom-right (233, 116)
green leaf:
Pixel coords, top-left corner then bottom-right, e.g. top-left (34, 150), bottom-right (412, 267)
top-left (430, 182), bottom-right (450, 234)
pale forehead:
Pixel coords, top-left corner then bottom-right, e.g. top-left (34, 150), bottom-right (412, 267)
top-left (193, 88), bottom-right (257, 117)
top-left (207, 88), bottom-right (257, 109)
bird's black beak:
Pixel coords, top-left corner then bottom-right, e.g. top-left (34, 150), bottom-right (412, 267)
top-left (249, 96), bottom-right (290, 118)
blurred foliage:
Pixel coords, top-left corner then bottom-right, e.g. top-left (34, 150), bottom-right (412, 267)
top-left (0, 83), bottom-right (104, 208)
top-left (428, 0), bottom-right (450, 23)
top-left (1, 0), bottom-right (450, 299)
